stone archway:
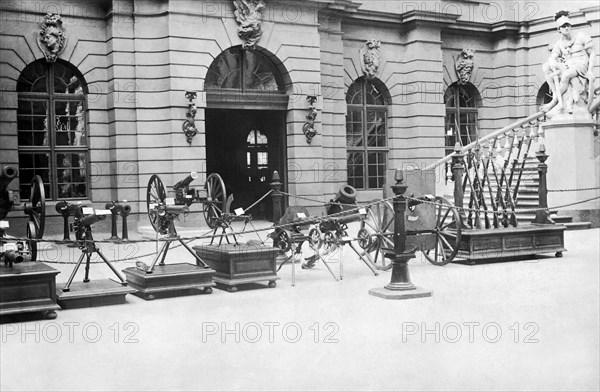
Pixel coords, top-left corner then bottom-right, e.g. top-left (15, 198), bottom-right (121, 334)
top-left (204, 46), bottom-right (290, 220)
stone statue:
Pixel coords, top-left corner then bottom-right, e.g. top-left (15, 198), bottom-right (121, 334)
top-left (360, 40), bottom-right (381, 80)
top-left (233, 0), bottom-right (265, 50)
top-left (36, 13), bottom-right (66, 62)
top-left (540, 11), bottom-right (596, 118)
top-left (455, 49), bottom-right (475, 85)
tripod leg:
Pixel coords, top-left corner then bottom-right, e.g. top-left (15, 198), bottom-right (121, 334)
top-left (83, 253), bottom-right (91, 283)
top-left (349, 242), bottom-right (379, 276)
top-left (159, 241), bottom-right (171, 266)
top-left (146, 241), bottom-right (169, 273)
top-left (96, 248), bottom-right (127, 284)
top-left (63, 252), bottom-right (87, 292)
top-left (317, 249), bottom-right (339, 281)
top-left (178, 238), bottom-right (209, 268)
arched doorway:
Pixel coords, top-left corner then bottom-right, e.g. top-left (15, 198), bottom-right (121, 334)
top-left (205, 46), bottom-right (289, 220)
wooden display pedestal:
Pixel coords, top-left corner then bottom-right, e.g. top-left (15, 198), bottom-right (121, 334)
top-left (194, 244), bottom-right (280, 292)
top-left (56, 279), bottom-right (136, 309)
top-left (0, 262), bottom-right (60, 319)
top-left (122, 263), bottom-right (216, 300)
top-left (456, 224), bottom-right (566, 263)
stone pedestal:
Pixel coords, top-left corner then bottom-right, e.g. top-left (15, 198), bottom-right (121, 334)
top-left (543, 119), bottom-right (600, 227)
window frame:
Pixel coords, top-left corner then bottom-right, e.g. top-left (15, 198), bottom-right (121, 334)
top-left (444, 83), bottom-right (479, 155)
top-left (17, 59), bottom-right (89, 201)
top-left (346, 77), bottom-right (389, 190)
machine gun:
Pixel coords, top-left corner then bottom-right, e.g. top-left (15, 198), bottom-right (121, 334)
top-left (56, 201), bottom-right (82, 243)
top-left (61, 206), bottom-right (127, 292)
top-left (105, 201), bottom-right (132, 241)
top-left (0, 166), bottom-right (18, 221)
top-left (1, 166), bottom-right (45, 263)
top-left (172, 172), bottom-right (199, 206)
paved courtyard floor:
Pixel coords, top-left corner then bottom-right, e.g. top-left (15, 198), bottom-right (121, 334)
top-left (1, 225), bottom-right (599, 391)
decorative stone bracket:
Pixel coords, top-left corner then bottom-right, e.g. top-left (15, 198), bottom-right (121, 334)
top-left (182, 91), bottom-right (198, 144)
top-left (302, 95), bottom-right (319, 144)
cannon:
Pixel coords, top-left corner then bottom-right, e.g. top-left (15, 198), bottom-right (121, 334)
top-left (359, 169), bottom-right (462, 268)
top-left (0, 166), bottom-right (45, 261)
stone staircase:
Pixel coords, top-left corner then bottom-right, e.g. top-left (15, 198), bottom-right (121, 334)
top-left (459, 156), bottom-right (591, 230)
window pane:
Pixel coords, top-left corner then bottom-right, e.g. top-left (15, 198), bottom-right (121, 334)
top-left (18, 153), bottom-right (50, 199)
top-left (365, 80), bottom-right (385, 105)
top-left (367, 152), bottom-right (386, 189)
top-left (346, 110), bottom-right (363, 147)
top-left (56, 153), bottom-right (87, 198)
top-left (366, 110), bottom-right (386, 147)
top-left (205, 48), bottom-right (242, 89)
top-left (17, 100), bottom-right (48, 147)
top-left (243, 51), bottom-right (280, 91)
top-left (53, 63), bottom-right (84, 94)
top-left (55, 100), bottom-right (86, 146)
top-left (347, 152), bottom-right (364, 189)
top-left (17, 62), bottom-right (47, 93)
top-left (257, 152), bottom-right (268, 165)
top-left (346, 82), bottom-right (362, 104)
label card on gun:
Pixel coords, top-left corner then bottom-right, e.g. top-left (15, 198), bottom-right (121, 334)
top-left (82, 207), bottom-right (94, 215)
top-left (166, 197), bottom-right (175, 205)
top-left (297, 212), bottom-right (306, 218)
top-left (234, 208), bottom-right (245, 216)
top-left (0, 221), bottom-right (9, 229)
top-left (95, 209), bottom-right (112, 216)
top-left (359, 208), bottom-right (367, 215)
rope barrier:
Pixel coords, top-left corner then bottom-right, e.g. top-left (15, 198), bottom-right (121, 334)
top-left (2, 190), bottom-right (598, 263)
top-left (548, 187), bottom-right (600, 192)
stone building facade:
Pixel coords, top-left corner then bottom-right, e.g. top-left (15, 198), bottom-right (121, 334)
top-left (0, 0), bottom-right (598, 230)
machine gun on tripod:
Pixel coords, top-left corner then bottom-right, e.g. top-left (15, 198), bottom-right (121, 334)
top-left (61, 206), bottom-right (128, 292)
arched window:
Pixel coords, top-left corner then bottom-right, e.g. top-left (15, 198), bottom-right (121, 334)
top-left (17, 59), bottom-right (88, 200)
top-left (346, 77), bottom-right (389, 189)
top-left (444, 83), bottom-right (480, 155)
top-left (536, 82), bottom-right (553, 107)
top-left (205, 46), bottom-right (284, 92)
top-left (246, 130), bottom-right (269, 183)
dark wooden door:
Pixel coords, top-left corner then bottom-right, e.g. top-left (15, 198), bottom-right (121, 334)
top-left (205, 109), bottom-right (285, 220)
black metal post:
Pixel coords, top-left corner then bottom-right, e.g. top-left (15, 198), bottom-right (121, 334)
top-left (532, 144), bottom-right (555, 225)
top-left (270, 171), bottom-right (283, 223)
top-left (451, 144), bottom-right (468, 225)
top-left (369, 170), bottom-right (432, 299)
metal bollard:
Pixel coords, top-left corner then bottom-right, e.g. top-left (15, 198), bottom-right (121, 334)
top-left (531, 144), bottom-right (554, 225)
top-left (369, 170), bottom-right (432, 300)
top-left (270, 171), bottom-right (283, 223)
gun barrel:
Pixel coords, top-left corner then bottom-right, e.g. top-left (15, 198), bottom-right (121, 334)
top-left (4, 250), bottom-right (25, 264)
top-left (0, 166), bottom-right (18, 193)
top-left (173, 171), bottom-right (199, 190)
top-left (105, 202), bottom-right (124, 214)
top-left (164, 205), bottom-right (189, 215)
top-left (79, 213), bottom-right (107, 226)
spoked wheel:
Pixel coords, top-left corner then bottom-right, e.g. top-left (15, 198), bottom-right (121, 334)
top-left (273, 229), bottom-right (291, 253)
top-left (26, 175), bottom-right (45, 239)
top-left (26, 221), bottom-right (38, 261)
top-left (203, 173), bottom-right (227, 229)
top-left (422, 196), bottom-right (462, 266)
top-left (308, 227), bottom-right (321, 249)
top-left (361, 201), bottom-right (395, 271)
top-left (146, 174), bottom-right (166, 231)
top-left (357, 228), bottom-right (372, 249)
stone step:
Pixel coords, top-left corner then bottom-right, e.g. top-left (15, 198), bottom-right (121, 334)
top-left (564, 222), bottom-right (592, 230)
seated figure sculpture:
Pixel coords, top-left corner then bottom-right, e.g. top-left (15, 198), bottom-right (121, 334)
top-left (541, 11), bottom-right (596, 117)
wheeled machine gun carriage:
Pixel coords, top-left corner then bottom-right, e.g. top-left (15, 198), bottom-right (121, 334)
top-left (146, 172), bottom-right (254, 243)
top-left (0, 165), bottom-right (46, 263)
